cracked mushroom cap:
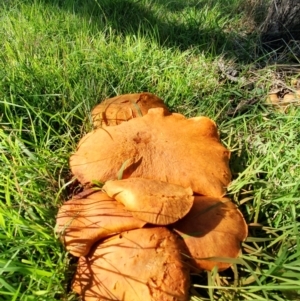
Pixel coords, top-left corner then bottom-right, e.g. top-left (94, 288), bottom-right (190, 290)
top-left (173, 196), bottom-right (248, 271)
top-left (103, 178), bottom-right (194, 225)
top-left (55, 190), bottom-right (146, 257)
top-left (71, 108), bottom-right (231, 197)
top-left (72, 227), bottom-right (190, 301)
top-left (91, 92), bottom-right (170, 128)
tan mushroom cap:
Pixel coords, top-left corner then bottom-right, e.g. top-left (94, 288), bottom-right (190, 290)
top-left (91, 92), bottom-right (170, 128)
top-left (103, 178), bottom-right (194, 225)
top-left (173, 196), bottom-right (248, 271)
top-left (55, 190), bottom-right (146, 257)
top-left (71, 108), bottom-right (231, 197)
top-left (72, 227), bottom-right (190, 301)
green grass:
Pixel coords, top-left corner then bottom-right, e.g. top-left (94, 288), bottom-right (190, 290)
top-left (1, 0), bottom-right (300, 300)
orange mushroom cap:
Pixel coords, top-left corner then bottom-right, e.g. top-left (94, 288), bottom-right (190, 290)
top-left (72, 227), bottom-right (190, 301)
top-left (103, 178), bottom-right (194, 225)
top-left (91, 92), bottom-right (170, 128)
top-left (55, 190), bottom-right (146, 257)
top-left (71, 108), bottom-right (231, 197)
top-left (172, 196), bottom-right (248, 271)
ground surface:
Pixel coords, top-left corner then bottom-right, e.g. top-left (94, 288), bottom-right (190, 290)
top-left (0, 0), bottom-right (300, 300)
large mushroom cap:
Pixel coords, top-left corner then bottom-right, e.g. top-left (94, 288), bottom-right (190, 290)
top-left (173, 196), bottom-right (248, 271)
top-left (103, 178), bottom-right (194, 225)
top-left (72, 227), bottom-right (190, 301)
top-left (55, 190), bottom-right (146, 257)
top-left (71, 108), bottom-right (231, 197)
top-left (91, 92), bottom-right (170, 128)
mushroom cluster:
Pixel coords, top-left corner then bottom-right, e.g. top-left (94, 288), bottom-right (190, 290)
top-left (56, 92), bottom-right (248, 301)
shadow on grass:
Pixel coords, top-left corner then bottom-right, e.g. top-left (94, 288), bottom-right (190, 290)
top-left (36, 0), bottom-right (256, 62)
